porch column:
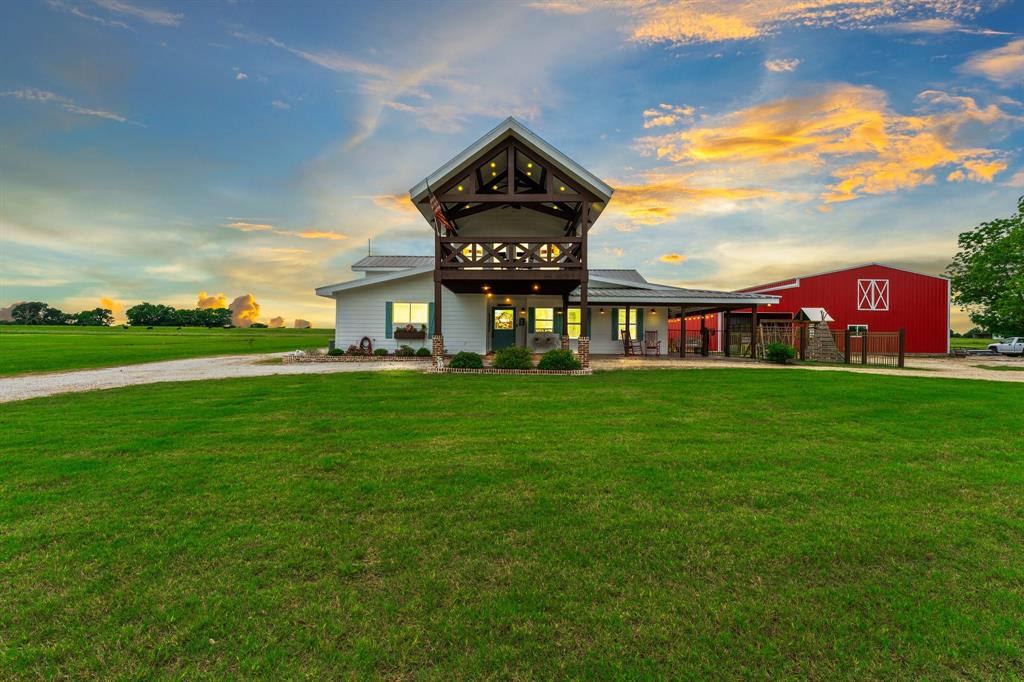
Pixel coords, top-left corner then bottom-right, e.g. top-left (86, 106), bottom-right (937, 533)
top-left (724, 312), bottom-right (731, 357)
top-left (432, 278), bottom-right (444, 367)
top-left (700, 314), bottom-right (708, 357)
top-left (749, 305), bottom-right (758, 359)
top-left (578, 282), bottom-right (589, 368)
top-left (561, 294), bottom-right (570, 351)
top-left (679, 308), bottom-right (685, 358)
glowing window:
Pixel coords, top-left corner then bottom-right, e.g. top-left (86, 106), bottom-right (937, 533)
top-left (567, 308), bottom-right (582, 339)
top-left (616, 308), bottom-right (638, 340)
top-left (393, 302), bottom-right (429, 325)
top-left (535, 307), bottom-right (554, 333)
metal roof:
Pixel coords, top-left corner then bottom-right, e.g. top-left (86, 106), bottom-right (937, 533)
top-left (571, 287), bottom-right (778, 306)
top-left (317, 257), bottom-right (778, 306)
top-left (408, 117), bottom-right (614, 205)
top-left (352, 255), bottom-right (433, 270)
top-left (590, 269), bottom-right (647, 284)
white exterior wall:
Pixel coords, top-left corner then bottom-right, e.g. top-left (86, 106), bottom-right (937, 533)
top-left (587, 306), bottom-right (668, 354)
top-left (332, 272), bottom-right (673, 356)
top-left (333, 272), bottom-right (487, 354)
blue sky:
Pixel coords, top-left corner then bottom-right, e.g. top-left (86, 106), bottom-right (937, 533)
top-left (2, 0), bottom-right (1023, 328)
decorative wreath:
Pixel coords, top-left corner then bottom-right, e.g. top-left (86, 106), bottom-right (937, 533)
top-left (359, 336), bottom-right (373, 353)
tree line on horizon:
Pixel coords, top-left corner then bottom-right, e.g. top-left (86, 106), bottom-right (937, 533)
top-left (1, 301), bottom-right (233, 328)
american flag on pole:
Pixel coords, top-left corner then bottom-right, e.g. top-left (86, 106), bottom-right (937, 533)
top-left (426, 180), bottom-right (454, 235)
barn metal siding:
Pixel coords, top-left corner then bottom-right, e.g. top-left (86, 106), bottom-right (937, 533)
top-left (740, 265), bottom-right (949, 353)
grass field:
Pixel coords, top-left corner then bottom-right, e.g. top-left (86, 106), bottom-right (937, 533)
top-left (949, 337), bottom-right (996, 350)
top-left (0, 325), bottom-right (333, 375)
top-left (2, 370), bottom-right (1022, 678)
top-left (973, 364), bottom-right (1024, 372)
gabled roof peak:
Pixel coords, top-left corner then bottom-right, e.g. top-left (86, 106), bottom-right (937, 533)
top-left (408, 117), bottom-right (613, 205)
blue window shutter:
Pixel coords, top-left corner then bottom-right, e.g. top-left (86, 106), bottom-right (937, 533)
top-left (427, 302), bottom-right (434, 337)
top-left (554, 310), bottom-right (562, 334)
top-left (385, 301), bottom-right (393, 338)
top-left (528, 307), bottom-right (536, 333)
top-left (637, 309), bottom-right (644, 338)
top-left (611, 308), bottom-right (619, 339)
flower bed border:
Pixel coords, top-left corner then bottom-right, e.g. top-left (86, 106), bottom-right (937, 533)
top-left (283, 355), bottom-right (431, 364)
top-left (429, 367), bottom-right (591, 376)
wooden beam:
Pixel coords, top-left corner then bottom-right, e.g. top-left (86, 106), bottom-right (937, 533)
top-left (750, 305), bottom-right (758, 359)
top-left (433, 279), bottom-right (443, 336)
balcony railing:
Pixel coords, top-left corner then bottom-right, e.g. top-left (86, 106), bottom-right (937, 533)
top-left (438, 238), bottom-right (583, 271)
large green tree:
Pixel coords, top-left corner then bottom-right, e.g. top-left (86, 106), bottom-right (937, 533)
top-left (75, 308), bottom-right (115, 326)
top-left (947, 196), bottom-right (1024, 337)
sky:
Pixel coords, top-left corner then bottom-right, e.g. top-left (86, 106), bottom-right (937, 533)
top-left (1, 0), bottom-right (1023, 329)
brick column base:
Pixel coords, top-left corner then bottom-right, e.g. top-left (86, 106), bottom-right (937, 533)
top-left (577, 336), bottom-right (590, 368)
top-left (560, 335), bottom-right (570, 351)
top-left (432, 334), bottom-right (444, 367)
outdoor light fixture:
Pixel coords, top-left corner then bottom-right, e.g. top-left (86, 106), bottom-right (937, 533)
top-left (559, 186), bottom-right (566, 192)
top-left (457, 185), bottom-right (464, 192)
top-left (531, 283), bottom-right (540, 292)
top-left (482, 284), bottom-right (490, 291)
top-left (651, 308), bottom-right (656, 313)
top-left (504, 297), bottom-right (511, 304)
top-left (490, 162), bottom-right (496, 168)
top-left (492, 185), bottom-right (498, 190)
top-left (520, 307), bottom-right (526, 315)
top-left (600, 308), bottom-right (605, 314)
top-left (491, 171), bottom-right (496, 177)
top-left (527, 162), bottom-right (533, 168)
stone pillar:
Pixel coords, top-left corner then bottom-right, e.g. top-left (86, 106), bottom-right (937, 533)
top-left (431, 334), bottom-right (444, 367)
top-left (561, 335), bottom-right (570, 351)
top-left (577, 336), bottom-right (590, 368)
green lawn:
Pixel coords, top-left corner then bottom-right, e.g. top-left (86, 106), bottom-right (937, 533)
top-left (950, 337), bottom-right (996, 350)
top-left (973, 364), bottom-right (1024, 372)
top-left (0, 325), bottom-right (333, 375)
top-left (1, 370), bottom-right (1022, 678)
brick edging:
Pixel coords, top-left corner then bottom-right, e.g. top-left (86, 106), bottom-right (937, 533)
top-left (428, 367), bottom-right (592, 376)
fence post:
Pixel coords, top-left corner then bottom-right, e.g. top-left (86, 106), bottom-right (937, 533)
top-left (799, 323), bottom-right (807, 361)
top-left (898, 328), bottom-right (905, 368)
top-left (844, 329), bottom-right (852, 364)
top-left (861, 332), bottom-right (868, 365)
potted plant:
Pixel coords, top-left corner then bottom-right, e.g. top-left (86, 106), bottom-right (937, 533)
top-left (394, 323), bottom-right (426, 340)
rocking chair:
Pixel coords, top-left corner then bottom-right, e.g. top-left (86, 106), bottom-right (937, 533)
top-left (621, 330), bottom-right (642, 356)
top-left (643, 330), bottom-right (661, 356)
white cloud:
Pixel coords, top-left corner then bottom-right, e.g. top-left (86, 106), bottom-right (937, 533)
top-left (44, 0), bottom-right (131, 29)
top-left (92, 0), bottom-right (183, 27)
top-left (1, 88), bottom-right (130, 123)
top-left (271, 99), bottom-right (291, 110)
top-left (875, 18), bottom-right (1008, 35)
top-left (764, 58), bottom-right (800, 72)
top-left (958, 39), bottom-right (1024, 87)
top-left (235, 72), bottom-right (248, 81)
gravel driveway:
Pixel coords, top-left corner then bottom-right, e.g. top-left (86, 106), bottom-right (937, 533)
top-left (0, 354), bottom-right (431, 403)
top-left (1, 353), bottom-right (1020, 404)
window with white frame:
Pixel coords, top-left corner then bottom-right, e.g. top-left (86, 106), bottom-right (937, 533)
top-left (616, 308), bottom-right (638, 340)
top-left (857, 279), bottom-right (889, 311)
top-left (567, 308), bottom-right (582, 339)
top-left (848, 324), bottom-right (868, 336)
top-left (393, 302), bottom-right (429, 325)
top-left (534, 307), bottom-right (554, 333)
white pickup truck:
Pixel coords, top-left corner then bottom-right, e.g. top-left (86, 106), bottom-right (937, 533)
top-left (987, 337), bottom-right (1024, 356)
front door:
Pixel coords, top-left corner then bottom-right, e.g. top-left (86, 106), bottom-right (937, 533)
top-left (491, 306), bottom-right (516, 350)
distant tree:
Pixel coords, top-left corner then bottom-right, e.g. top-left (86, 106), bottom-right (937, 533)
top-left (75, 308), bottom-right (114, 326)
top-left (948, 196), bottom-right (1024, 337)
top-left (126, 302), bottom-right (177, 326)
top-left (11, 302), bottom-right (50, 325)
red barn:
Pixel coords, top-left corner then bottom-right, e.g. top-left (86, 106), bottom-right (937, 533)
top-left (670, 263), bottom-right (950, 354)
